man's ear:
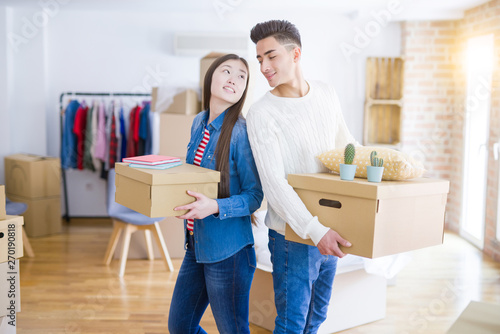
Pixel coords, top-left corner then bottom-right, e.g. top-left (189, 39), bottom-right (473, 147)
top-left (293, 47), bottom-right (301, 62)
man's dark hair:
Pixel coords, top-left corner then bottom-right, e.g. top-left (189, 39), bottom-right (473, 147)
top-left (250, 20), bottom-right (301, 49)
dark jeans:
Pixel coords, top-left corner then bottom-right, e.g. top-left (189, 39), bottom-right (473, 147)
top-left (269, 229), bottom-right (338, 334)
top-left (168, 232), bottom-right (256, 334)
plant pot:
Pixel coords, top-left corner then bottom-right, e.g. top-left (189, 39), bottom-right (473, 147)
top-left (339, 164), bottom-right (357, 181)
top-left (367, 166), bottom-right (384, 182)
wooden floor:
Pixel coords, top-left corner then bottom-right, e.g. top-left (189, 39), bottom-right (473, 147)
top-left (15, 218), bottom-right (500, 334)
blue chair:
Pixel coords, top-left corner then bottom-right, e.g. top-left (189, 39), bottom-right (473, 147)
top-left (6, 197), bottom-right (35, 257)
top-left (103, 169), bottom-right (174, 277)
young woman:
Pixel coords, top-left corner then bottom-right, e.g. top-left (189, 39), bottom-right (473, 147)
top-left (168, 54), bottom-right (263, 334)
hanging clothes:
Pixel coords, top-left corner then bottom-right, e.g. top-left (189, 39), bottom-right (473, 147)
top-left (108, 112), bottom-right (118, 169)
top-left (138, 101), bottom-right (151, 156)
top-left (90, 100), bottom-right (100, 171)
top-left (61, 95), bottom-right (153, 172)
top-left (104, 101), bottom-right (114, 171)
top-left (83, 102), bottom-right (96, 172)
top-left (61, 100), bottom-right (80, 170)
top-left (126, 104), bottom-right (142, 158)
top-left (119, 106), bottom-right (127, 162)
top-left (134, 104), bottom-right (142, 154)
top-left (73, 101), bottom-right (89, 170)
top-left (94, 101), bottom-right (107, 161)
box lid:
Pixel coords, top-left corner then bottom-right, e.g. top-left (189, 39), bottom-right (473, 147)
top-left (288, 173), bottom-right (450, 200)
top-left (115, 162), bottom-right (220, 185)
top-left (6, 153), bottom-right (59, 163)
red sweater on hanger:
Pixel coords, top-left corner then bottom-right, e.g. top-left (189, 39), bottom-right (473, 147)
top-left (126, 105), bottom-right (142, 158)
top-left (73, 104), bottom-right (89, 170)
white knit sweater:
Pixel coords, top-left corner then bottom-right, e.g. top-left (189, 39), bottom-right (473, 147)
top-left (246, 81), bottom-right (356, 245)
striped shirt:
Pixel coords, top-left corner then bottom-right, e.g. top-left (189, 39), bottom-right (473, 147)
top-left (187, 127), bottom-right (210, 232)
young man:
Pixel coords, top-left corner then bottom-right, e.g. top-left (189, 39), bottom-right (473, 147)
top-left (246, 20), bottom-right (356, 333)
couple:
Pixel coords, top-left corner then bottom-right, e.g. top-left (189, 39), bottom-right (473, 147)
top-left (168, 19), bottom-right (356, 334)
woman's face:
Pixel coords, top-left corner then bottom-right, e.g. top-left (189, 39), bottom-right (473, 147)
top-left (210, 59), bottom-right (248, 107)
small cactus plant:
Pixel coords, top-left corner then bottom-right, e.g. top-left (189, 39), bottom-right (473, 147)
top-left (370, 151), bottom-right (384, 167)
top-left (344, 143), bottom-right (356, 165)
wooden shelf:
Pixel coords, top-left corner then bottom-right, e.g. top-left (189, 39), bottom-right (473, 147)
top-left (363, 57), bottom-right (404, 147)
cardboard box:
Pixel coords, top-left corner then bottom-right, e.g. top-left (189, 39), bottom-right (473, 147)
top-left (0, 260), bottom-right (21, 317)
top-left (447, 301), bottom-right (500, 333)
top-left (6, 194), bottom-right (61, 237)
top-left (159, 114), bottom-right (197, 159)
top-left (152, 88), bottom-right (201, 115)
top-left (115, 162), bottom-right (220, 218)
top-left (4, 154), bottom-right (60, 198)
top-left (249, 264), bottom-right (386, 333)
top-left (285, 174), bottom-right (450, 258)
top-left (0, 185), bottom-right (5, 220)
top-left (0, 216), bottom-right (24, 263)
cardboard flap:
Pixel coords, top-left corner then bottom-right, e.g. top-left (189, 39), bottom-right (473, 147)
top-left (6, 153), bottom-right (58, 162)
top-left (288, 173), bottom-right (450, 200)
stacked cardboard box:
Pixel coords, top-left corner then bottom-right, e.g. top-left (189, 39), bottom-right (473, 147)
top-left (4, 154), bottom-right (61, 237)
top-left (151, 87), bottom-right (201, 115)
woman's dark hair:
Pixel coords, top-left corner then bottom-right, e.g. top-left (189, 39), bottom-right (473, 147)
top-left (202, 54), bottom-right (250, 199)
top-left (250, 19), bottom-right (301, 49)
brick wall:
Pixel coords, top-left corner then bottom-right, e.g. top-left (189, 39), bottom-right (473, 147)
top-left (401, 0), bottom-right (500, 261)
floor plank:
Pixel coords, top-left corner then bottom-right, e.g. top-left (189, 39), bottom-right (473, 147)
top-left (14, 219), bottom-right (500, 333)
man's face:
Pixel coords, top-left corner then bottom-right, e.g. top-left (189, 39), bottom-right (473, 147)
top-left (256, 36), bottom-right (296, 88)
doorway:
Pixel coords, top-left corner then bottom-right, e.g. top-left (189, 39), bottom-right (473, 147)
top-left (460, 34), bottom-right (494, 249)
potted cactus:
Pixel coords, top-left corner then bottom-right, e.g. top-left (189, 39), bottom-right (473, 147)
top-left (367, 150), bottom-right (384, 182)
top-left (339, 143), bottom-right (357, 181)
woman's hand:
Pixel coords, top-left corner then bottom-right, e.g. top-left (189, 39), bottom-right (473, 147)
top-left (174, 191), bottom-right (219, 220)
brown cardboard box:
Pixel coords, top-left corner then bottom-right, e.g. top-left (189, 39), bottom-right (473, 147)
top-left (4, 154), bottom-right (60, 198)
top-left (0, 215), bottom-right (24, 262)
top-left (115, 162), bottom-right (220, 218)
top-left (0, 185), bottom-right (5, 220)
top-left (151, 88), bottom-right (201, 115)
top-left (447, 301), bottom-right (500, 333)
top-left (159, 114), bottom-right (197, 158)
top-left (285, 173), bottom-right (450, 258)
top-left (6, 194), bottom-right (61, 237)
top-left (0, 260), bottom-right (21, 317)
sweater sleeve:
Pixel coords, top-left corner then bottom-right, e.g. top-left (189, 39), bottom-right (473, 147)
top-left (246, 109), bottom-right (329, 245)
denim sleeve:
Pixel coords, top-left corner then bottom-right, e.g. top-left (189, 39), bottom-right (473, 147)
top-left (215, 127), bottom-right (263, 220)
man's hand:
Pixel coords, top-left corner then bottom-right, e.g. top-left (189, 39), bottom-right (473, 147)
top-left (174, 190), bottom-right (219, 220)
top-left (317, 229), bottom-right (352, 258)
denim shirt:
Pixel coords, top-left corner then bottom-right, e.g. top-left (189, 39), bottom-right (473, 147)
top-left (185, 109), bottom-right (263, 263)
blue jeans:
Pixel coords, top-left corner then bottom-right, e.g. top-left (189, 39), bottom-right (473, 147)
top-left (168, 233), bottom-right (256, 334)
top-left (268, 229), bottom-right (338, 334)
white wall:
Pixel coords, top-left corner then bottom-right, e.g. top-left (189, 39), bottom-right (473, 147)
top-left (0, 7), bottom-right (10, 186)
top-left (0, 4), bottom-right (401, 215)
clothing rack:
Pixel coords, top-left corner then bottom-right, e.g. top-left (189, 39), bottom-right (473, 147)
top-left (59, 91), bottom-right (151, 222)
